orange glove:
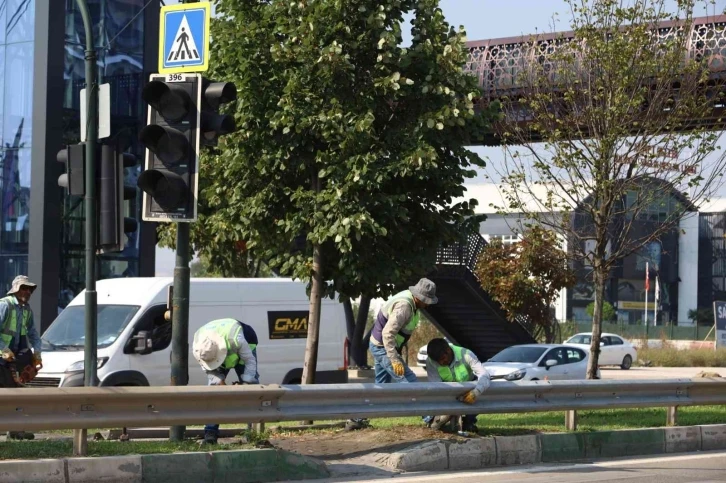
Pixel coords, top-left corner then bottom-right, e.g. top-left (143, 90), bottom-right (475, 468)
top-left (1, 348), bottom-right (14, 362)
top-left (391, 360), bottom-right (405, 377)
top-left (32, 354), bottom-right (42, 370)
top-left (460, 390), bottom-right (478, 405)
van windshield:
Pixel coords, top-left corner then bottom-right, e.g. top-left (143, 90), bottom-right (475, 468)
top-left (41, 305), bottom-right (140, 351)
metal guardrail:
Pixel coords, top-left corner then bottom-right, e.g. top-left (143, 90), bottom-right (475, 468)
top-left (1, 379), bottom-right (725, 432)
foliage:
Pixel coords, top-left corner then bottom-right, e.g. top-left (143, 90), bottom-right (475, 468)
top-left (492, 0), bottom-right (726, 377)
top-left (586, 301), bottom-right (615, 322)
top-left (189, 252), bottom-right (272, 278)
top-left (158, 0), bottom-right (494, 302)
top-left (638, 346), bottom-right (726, 368)
top-left (475, 227), bottom-right (576, 342)
top-left (688, 307), bottom-right (714, 326)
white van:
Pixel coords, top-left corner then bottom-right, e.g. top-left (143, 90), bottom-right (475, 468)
top-left (33, 278), bottom-right (348, 388)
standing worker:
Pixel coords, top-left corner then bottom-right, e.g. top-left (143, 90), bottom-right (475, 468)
top-left (345, 279), bottom-right (438, 431)
top-left (0, 275), bottom-right (42, 440)
top-left (370, 278), bottom-right (438, 384)
top-left (425, 338), bottom-right (491, 433)
top-left (192, 318), bottom-right (259, 445)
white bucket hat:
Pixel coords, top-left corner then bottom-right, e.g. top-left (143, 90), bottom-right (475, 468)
top-left (8, 275), bottom-right (37, 295)
top-left (192, 332), bottom-right (227, 371)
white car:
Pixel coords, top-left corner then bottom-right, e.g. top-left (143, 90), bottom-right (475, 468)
top-left (483, 344), bottom-right (596, 381)
top-left (564, 332), bottom-right (637, 370)
top-left (417, 344), bottom-right (428, 367)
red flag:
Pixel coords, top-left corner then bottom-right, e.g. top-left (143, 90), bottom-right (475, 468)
top-left (645, 262), bottom-right (650, 291)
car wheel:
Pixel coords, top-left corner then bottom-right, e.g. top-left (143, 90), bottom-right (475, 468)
top-left (530, 378), bottom-right (539, 381)
top-left (620, 355), bottom-right (632, 370)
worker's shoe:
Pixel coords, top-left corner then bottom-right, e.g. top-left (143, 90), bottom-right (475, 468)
top-left (6, 431), bottom-right (33, 440)
top-left (429, 415), bottom-right (452, 431)
top-left (202, 431), bottom-right (218, 445)
top-left (461, 420), bottom-right (478, 434)
top-left (344, 418), bottom-right (369, 431)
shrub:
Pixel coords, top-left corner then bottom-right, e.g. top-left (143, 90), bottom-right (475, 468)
top-left (638, 347), bottom-right (726, 367)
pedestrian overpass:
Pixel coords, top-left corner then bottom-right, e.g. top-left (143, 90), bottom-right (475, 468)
top-left (464, 15), bottom-right (726, 145)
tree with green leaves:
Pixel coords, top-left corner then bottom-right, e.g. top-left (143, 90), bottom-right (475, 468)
top-left (158, 0), bottom-right (495, 382)
top-left (475, 227), bottom-right (576, 343)
top-left (492, 0), bottom-right (726, 378)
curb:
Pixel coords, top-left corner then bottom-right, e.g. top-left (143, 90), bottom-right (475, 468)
top-left (0, 449), bottom-right (329, 483)
top-left (385, 423), bottom-right (726, 472)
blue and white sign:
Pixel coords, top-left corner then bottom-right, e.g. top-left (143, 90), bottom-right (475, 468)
top-left (714, 301), bottom-right (726, 348)
top-left (158, 2), bottom-right (211, 74)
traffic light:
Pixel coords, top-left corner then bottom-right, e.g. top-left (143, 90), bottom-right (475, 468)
top-left (98, 145), bottom-right (138, 254)
top-left (138, 73), bottom-right (237, 222)
top-left (138, 73), bottom-right (201, 222)
top-left (199, 79), bottom-right (237, 147)
top-left (57, 143), bottom-right (86, 196)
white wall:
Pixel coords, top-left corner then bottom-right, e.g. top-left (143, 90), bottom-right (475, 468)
top-left (678, 213), bottom-right (699, 325)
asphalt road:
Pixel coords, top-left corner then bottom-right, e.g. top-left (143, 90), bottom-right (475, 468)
top-left (321, 451), bottom-right (726, 483)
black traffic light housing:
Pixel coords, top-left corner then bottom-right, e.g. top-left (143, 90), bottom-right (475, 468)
top-left (57, 143), bottom-right (86, 196)
top-left (138, 73), bottom-right (237, 222)
top-left (98, 145), bottom-right (138, 254)
top-left (138, 74), bottom-right (201, 222)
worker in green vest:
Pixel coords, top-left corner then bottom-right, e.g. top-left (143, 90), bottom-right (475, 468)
top-left (193, 318), bottom-right (259, 445)
top-left (0, 275), bottom-right (42, 440)
top-left (425, 338), bottom-right (491, 433)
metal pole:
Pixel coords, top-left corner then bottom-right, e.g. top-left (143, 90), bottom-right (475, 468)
top-left (170, 223), bottom-right (190, 441)
top-left (76, 0), bottom-right (98, 388)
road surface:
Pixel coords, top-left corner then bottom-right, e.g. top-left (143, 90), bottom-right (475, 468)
top-left (321, 451), bottom-right (726, 483)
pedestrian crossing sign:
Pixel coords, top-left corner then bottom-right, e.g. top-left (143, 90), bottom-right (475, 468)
top-left (158, 2), bottom-right (211, 74)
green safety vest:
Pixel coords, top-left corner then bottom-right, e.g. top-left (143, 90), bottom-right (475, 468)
top-left (381, 290), bottom-right (420, 348)
top-left (197, 318), bottom-right (257, 370)
top-left (0, 296), bottom-right (30, 349)
top-left (435, 345), bottom-right (473, 382)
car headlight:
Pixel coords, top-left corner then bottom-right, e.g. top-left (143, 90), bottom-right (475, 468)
top-left (505, 369), bottom-right (527, 381)
top-left (66, 357), bottom-right (108, 373)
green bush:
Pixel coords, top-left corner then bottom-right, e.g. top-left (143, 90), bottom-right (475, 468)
top-left (585, 301), bottom-right (616, 322)
top-left (638, 347), bottom-right (726, 367)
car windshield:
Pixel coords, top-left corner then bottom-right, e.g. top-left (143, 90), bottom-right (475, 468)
top-left (567, 335), bottom-right (592, 345)
top-left (41, 305), bottom-right (140, 351)
top-left (488, 346), bottom-right (547, 363)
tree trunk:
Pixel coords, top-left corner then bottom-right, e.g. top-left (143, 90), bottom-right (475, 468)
top-left (587, 267), bottom-right (606, 379)
top-left (343, 299), bottom-right (355, 342)
top-left (302, 243), bottom-right (323, 385)
top-left (351, 296), bottom-right (371, 367)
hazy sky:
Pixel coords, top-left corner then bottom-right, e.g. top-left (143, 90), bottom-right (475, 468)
top-left (155, 0), bottom-right (726, 274)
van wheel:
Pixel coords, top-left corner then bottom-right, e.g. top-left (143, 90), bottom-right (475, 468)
top-left (530, 378), bottom-right (539, 381)
top-left (287, 378), bottom-right (301, 385)
top-left (620, 355), bottom-right (632, 370)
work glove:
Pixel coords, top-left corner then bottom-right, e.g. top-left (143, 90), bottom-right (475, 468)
top-left (1, 348), bottom-right (14, 362)
top-left (391, 359), bottom-right (405, 377)
top-left (459, 389), bottom-right (481, 405)
top-left (32, 353), bottom-right (42, 369)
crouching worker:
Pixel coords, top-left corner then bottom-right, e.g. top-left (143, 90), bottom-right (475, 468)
top-left (425, 338), bottom-right (490, 433)
top-left (192, 318), bottom-right (259, 445)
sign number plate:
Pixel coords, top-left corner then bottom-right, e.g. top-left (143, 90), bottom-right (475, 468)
top-left (167, 73), bottom-right (185, 82)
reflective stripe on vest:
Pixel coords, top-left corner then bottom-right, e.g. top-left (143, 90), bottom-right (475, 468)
top-left (200, 318), bottom-right (257, 370)
top-left (381, 290), bottom-right (420, 348)
top-left (0, 296), bottom-right (29, 348)
top-left (436, 345), bottom-right (473, 382)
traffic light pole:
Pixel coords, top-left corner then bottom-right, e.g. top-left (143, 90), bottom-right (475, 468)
top-left (77, 0), bottom-right (98, 389)
top-left (170, 223), bottom-right (190, 441)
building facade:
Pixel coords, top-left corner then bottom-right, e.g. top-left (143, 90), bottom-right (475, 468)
top-left (1, 0), bottom-right (160, 331)
top-left (468, 183), bottom-right (702, 326)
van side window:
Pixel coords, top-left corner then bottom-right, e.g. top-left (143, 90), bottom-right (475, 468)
top-left (130, 305), bottom-right (171, 353)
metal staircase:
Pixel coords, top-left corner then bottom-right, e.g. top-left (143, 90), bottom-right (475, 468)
top-left (425, 232), bottom-right (536, 361)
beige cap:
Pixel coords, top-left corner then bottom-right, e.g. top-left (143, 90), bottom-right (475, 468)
top-left (192, 332), bottom-right (227, 371)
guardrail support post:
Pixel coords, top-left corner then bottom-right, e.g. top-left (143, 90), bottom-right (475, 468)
top-left (565, 409), bottom-right (578, 431)
top-left (73, 429), bottom-right (87, 456)
top-left (667, 406), bottom-right (678, 426)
